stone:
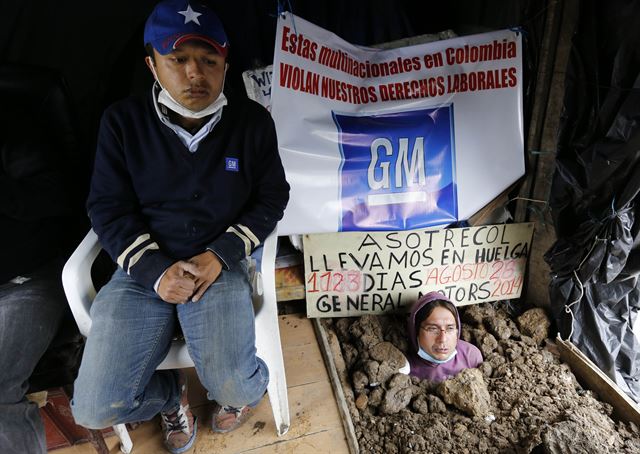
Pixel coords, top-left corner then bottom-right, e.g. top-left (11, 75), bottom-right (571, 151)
top-left (437, 368), bottom-right (492, 417)
top-left (517, 308), bottom-right (551, 345)
top-left (334, 317), bottom-right (353, 341)
top-left (363, 360), bottom-right (380, 385)
top-left (411, 395), bottom-right (430, 415)
top-left (387, 373), bottom-right (411, 390)
top-left (363, 342), bottom-right (408, 387)
top-left (369, 342), bottom-right (407, 376)
top-left (485, 316), bottom-right (511, 340)
top-left (368, 387), bottom-right (384, 407)
top-left (479, 332), bottom-right (498, 357)
top-left (380, 386), bottom-right (413, 414)
top-left (355, 393), bottom-right (369, 410)
top-left (427, 394), bottom-right (447, 414)
top-left (479, 361), bottom-right (493, 379)
top-left (462, 304), bottom-right (495, 326)
top-left (349, 315), bottom-right (384, 350)
top-left (341, 342), bottom-right (359, 369)
top-left (352, 370), bottom-right (369, 391)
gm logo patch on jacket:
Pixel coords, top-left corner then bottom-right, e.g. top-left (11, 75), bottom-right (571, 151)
top-left (225, 157), bottom-right (239, 172)
top-left (333, 106), bottom-right (458, 231)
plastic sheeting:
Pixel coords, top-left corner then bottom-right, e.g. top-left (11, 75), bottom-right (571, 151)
top-left (545, 0), bottom-right (640, 402)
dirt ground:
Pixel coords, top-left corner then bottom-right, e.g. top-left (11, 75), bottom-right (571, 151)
top-left (323, 303), bottom-right (640, 453)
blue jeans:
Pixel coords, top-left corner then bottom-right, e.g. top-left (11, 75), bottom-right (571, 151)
top-left (71, 261), bottom-right (269, 429)
top-left (0, 262), bottom-right (66, 454)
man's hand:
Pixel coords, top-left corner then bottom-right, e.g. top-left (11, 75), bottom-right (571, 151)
top-left (187, 251), bottom-right (223, 302)
top-left (157, 261), bottom-right (197, 304)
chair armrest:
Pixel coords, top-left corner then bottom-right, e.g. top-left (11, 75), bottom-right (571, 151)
top-left (62, 229), bottom-right (102, 337)
top-left (251, 228), bottom-right (278, 298)
top-left (259, 228), bottom-right (278, 295)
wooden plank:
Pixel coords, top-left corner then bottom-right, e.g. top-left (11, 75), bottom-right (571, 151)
top-left (283, 342), bottom-right (329, 388)
top-left (277, 285), bottom-right (306, 302)
top-left (279, 313), bottom-right (317, 347)
top-left (60, 381), bottom-right (345, 454)
top-left (243, 428), bottom-right (349, 454)
top-left (514, 0), bottom-right (579, 308)
top-left (276, 265), bottom-right (305, 302)
top-left (556, 336), bottom-right (640, 425)
top-left (313, 319), bottom-right (360, 454)
top-left (523, 0), bottom-right (579, 308)
top-left (196, 380), bottom-right (345, 453)
top-left (514, 0), bottom-right (563, 223)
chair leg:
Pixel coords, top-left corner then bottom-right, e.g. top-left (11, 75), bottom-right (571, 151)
top-left (86, 429), bottom-right (110, 454)
top-left (267, 368), bottom-right (290, 436)
top-left (255, 296), bottom-right (290, 436)
top-left (253, 229), bottom-right (291, 436)
top-left (113, 424), bottom-right (133, 454)
top-left (59, 385), bottom-right (110, 454)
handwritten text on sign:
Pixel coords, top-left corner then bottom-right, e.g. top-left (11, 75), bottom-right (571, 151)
top-left (303, 223), bottom-right (534, 317)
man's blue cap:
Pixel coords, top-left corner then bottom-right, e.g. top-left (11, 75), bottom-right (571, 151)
top-left (144, 0), bottom-right (229, 57)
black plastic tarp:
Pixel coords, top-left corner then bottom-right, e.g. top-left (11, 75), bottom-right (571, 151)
top-left (546, 0), bottom-right (640, 402)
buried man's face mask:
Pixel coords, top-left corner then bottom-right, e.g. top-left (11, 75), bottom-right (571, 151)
top-left (417, 339), bottom-right (457, 364)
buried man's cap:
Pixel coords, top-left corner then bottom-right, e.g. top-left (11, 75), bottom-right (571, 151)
top-left (144, 0), bottom-right (229, 57)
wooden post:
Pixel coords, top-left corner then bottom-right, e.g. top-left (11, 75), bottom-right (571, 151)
top-left (515, 0), bottom-right (579, 307)
top-left (556, 336), bottom-right (640, 425)
top-left (313, 319), bottom-right (360, 454)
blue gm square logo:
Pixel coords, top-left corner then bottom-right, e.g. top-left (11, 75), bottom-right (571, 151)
top-left (225, 157), bottom-right (239, 172)
top-left (333, 106), bottom-right (457, 231)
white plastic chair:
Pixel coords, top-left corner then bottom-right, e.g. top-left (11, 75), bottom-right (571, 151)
top-left (62, 228), bottom-right (290, 453)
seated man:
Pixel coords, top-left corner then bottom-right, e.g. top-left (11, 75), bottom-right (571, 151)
top-left (0, 132), bottom-right (76, 453)
top-left (405, 292), bottom-right (483, 382)
top-left (71, 1), bottom-right (290, 453)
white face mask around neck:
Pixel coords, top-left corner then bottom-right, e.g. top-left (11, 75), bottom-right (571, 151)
top-left (417, 336), bottom-right (457, 364)
top-left (150, 63), bottom-right (228, 119)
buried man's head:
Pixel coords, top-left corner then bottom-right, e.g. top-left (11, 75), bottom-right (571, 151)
top-left (416, 300), bottom-right (458, 361)
top-left (406, 290), bottom-right (483, 383)
top-left (415, 298), bottom-right (459, 362)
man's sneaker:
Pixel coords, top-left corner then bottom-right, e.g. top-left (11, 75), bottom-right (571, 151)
top-left (211, 401), bottom-right (258, 433)
top-left (160, 373), bottom-right (197, 454)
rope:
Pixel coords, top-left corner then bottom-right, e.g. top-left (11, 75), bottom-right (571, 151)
top-left (275, 0), bottom-right (297, 34)
top-left (560, 236), bottom-right (607, 342)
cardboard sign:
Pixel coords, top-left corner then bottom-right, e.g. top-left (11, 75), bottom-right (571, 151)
top-left (242, 65), bottom-right (273, 111)
top-left (304, 223), bottom-right (534, 317)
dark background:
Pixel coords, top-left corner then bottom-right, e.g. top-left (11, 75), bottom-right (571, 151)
top-left (0, 0), bottom-right (547, 187)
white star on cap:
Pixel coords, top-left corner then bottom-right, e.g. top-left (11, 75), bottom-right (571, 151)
top-left (178, 5), bottom-right (202, 25)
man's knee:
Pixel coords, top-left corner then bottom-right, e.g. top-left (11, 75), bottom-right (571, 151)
top-left (71, 394), bottom-right (132, 429)
top-left (206, 359), bottom-right (269, 406)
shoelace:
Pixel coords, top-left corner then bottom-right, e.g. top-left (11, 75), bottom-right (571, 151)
top-left (222, 405), bottom-right (243, 415)
top-left (161, 406), bottom-right (190, 437)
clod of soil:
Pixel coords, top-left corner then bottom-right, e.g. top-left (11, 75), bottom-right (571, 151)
top-left (437, 368), bottom-right (492, 418)
top-left (517, 308), bottom-right (551, 345)
top-left (323, 302), bottom-right (640, 454)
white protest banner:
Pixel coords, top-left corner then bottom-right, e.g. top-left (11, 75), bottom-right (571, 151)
top-left (271, 13), bottom-right (524, 235)
top-left (303, 223), bottom-right (534, 317)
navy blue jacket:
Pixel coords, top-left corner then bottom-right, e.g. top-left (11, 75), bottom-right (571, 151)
top-left (87, 93), bottom-right (290, 289)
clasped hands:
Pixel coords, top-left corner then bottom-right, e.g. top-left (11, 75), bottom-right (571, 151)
top-left (157, 250), bottom-right (222, 304)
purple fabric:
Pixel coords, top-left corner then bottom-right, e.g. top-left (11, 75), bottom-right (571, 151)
top-left (406, 291), bottom-right (483, 383)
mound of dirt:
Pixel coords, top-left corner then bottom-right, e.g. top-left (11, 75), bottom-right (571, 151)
top-left (323, 304), bottom-right (640, 453)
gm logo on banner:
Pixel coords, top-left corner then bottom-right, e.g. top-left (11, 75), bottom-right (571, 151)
top-left (333, 106), bottom-right (457, 231)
